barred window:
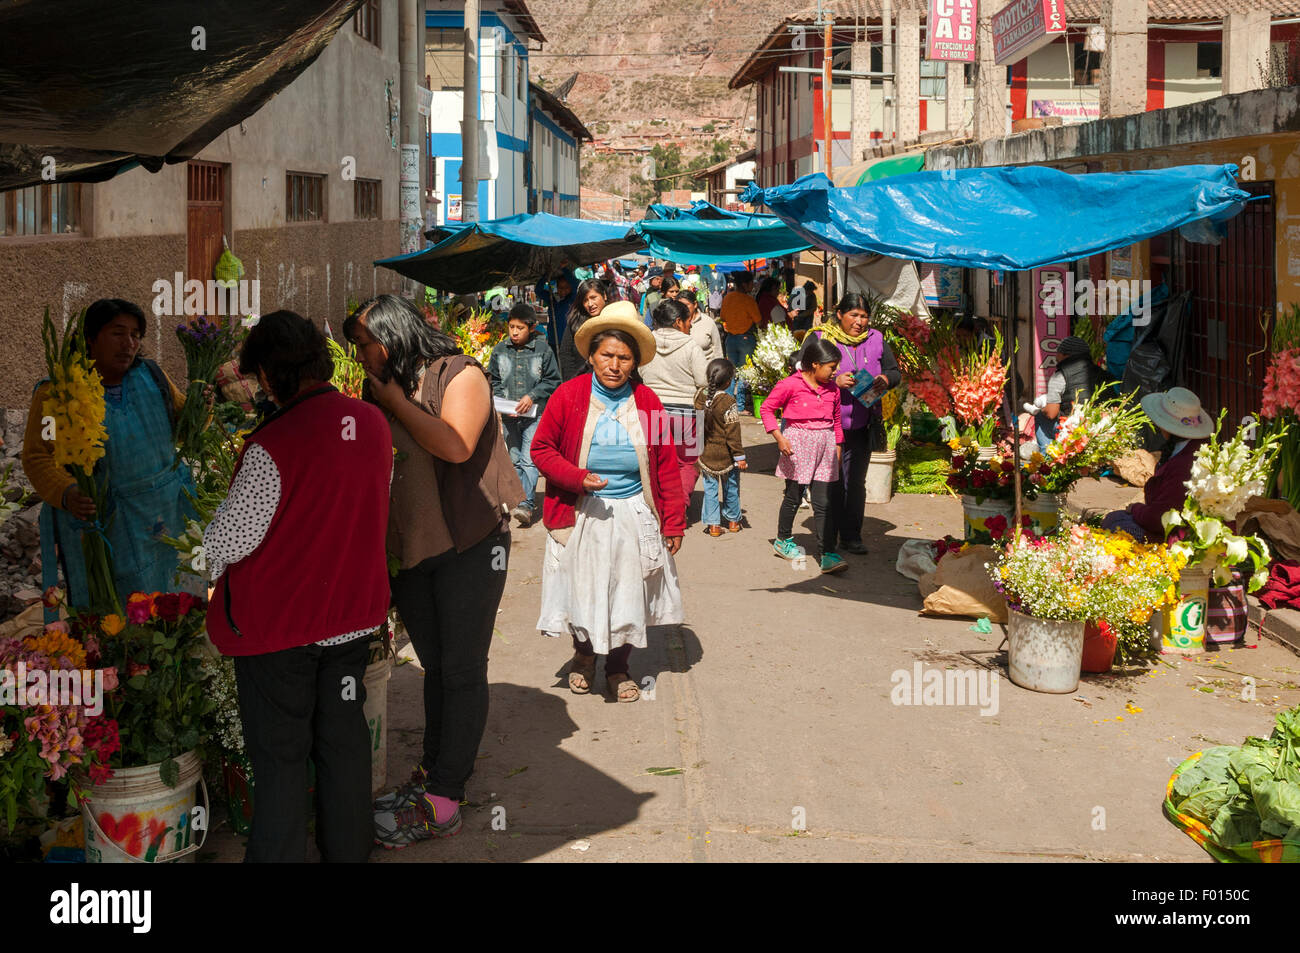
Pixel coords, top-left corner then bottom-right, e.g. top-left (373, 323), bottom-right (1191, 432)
top-left (354, 0), bottom-right (380, 47)
top-left (286, 172), bottom-right (326, 223)
top-left (354, 178), bottom-right (381, 220)
top-left (0, 182), bottom-right (83, 236)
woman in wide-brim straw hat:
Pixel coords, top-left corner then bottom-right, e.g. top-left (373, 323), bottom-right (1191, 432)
top-left (1100, 386), bottom-right (1216, 541)
top-left (530, 301), bottom-right (687, 702)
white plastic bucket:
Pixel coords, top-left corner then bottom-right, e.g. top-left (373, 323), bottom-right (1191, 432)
top-left (1021, 492), bottom-right (1063, 536)
top-left (864, 450), bottom-right (896, 504)
top-left (82, 750), bottom-right (207, 863)
top-left (975, 446), bottom-right (996, 463)
top-left (961, 495), bottom-right (1014, 543)
top-left (364, 656), bottom-right (392, 796)
top-left (1006, 608), bottom-right (1086, 693)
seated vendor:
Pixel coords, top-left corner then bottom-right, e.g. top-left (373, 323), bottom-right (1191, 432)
top-left (1027, 336), bottom-right (1109, 449)
top-left (1100, 387), bottom-right (1214, 541)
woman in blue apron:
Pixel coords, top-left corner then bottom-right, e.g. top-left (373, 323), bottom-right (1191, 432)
top-left (23, 298), bottom-right (195, 614)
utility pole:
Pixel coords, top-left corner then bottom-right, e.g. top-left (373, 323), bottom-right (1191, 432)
top-left (882, 0), bottom-right (894, 141)
top-left (461, 0), bottom-right (480, 223)
top-left (399, 0), bottom-right (425, 298)
top-left (818, 0), bottom-right (834, 306)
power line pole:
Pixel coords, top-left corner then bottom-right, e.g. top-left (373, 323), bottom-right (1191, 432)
top-left (461, 0), bottom-right (480, 223)
top-left (882, 0), bottom-right (894, 142)
top-left (399, 0), bottom-right (425, 298)
top-left (821, 0), bottom-right (833, 181)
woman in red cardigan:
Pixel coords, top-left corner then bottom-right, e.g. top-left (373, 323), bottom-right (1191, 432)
top-left (531, 301), bottom-right (687, 702)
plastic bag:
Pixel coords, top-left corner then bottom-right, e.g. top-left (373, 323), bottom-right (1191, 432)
top-left (895, 538), bottom-right (938, 581)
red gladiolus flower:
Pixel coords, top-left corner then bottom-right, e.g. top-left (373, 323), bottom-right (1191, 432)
top-left (88, 763), bottom-right (115, 785)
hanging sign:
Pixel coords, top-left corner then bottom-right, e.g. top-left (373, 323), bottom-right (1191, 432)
top-left (992, 0), bottom-right (1066, 65)
top-left (927, 0), bottom-right (978, 62)
top-left (1032, 262), bottom-right (1070, 397)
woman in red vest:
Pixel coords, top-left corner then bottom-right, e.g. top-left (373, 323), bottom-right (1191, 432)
top-left (204, 311), bottom-right (393, 862)
top-left (345, 295), bottom-right (523, 849)
top-left (531, 301), bottom-right (687, 702)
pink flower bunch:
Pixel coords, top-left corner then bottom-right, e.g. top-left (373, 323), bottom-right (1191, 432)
top-left (23, 705), bottom-right (88, 781)
top-left (1261, 347), bottom-right (1300, 419)
top-left (908, 369), bottom-right (952, 417)
top-left (896, 312), bottom-right (932, 349)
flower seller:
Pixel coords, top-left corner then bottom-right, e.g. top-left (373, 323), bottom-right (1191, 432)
top-left (813, 293), bottom-right (901, 557)
top-left (23, 298), bottom-right (196, 614)
top-left (1100, 387), bottom-right (1214, 541)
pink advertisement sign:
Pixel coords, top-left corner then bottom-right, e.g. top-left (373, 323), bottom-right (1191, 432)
top-left (992, 0), bottom-right (1066, 65)
top-left (1032, 263), bottom-right (1070, 397)
top-left (927, 0), bottom-right (978, 62)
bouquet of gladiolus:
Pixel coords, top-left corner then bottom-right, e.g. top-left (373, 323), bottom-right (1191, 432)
top-left (738, 322), bottom-right (800, 395)
top-left (1019, 391), bottom-right (1145, 497)
top-left (935, 326), bottom-right (1006, 445)
top-left (175, 316), bottom-right (240, 464)
top-left (1162, 414), bottom-right (1285, 589)
top-left (1260, 304), bottom-right (1300, 510)
top-left (88, 591), bottom-right (214, 784)
top-left (945, 436), bottom-right (1017, 503)
top-left (40, 309), bottom-right (117, 614)
top-left (0, 591), bottom-right (119, 829)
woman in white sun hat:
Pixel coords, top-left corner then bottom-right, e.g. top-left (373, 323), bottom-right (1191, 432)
top-left (1100, 386), bottom-right (1216, 541)
top-left (530, 301), bottom-right (687, 702)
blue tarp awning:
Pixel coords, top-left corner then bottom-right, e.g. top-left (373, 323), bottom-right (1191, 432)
top-left (378, 212), bottom-right (646, 292)
top-left (739, 164), bottom-right (1251, 271)
top-left (633, 214), bottom-right (812, 266)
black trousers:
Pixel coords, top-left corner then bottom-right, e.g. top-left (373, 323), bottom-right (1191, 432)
top-left (830, 424), bottom-right (876, 547)
top-left (390, 531), bottom-right (510, 802)
top-left (233, 635), bottom-right (372, 863)
top-left (777, 478), bottom-right (835, 558)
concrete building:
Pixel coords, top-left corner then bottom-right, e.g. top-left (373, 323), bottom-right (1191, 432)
top-left (529, 82), bottom-right (591, 217)
top-left (731, 2), bottom-right (1299, 187)
top-left (928, 85), bottom-right (1300, 424)
top-left (0, 1), bottom-right (404, 411)
top-left (425, 0), bottom-right (544, 223)
top-left (700, 149), bottom-right (758, 210)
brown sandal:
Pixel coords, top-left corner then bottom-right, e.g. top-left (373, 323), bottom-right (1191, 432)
top-left (568, 654), bottom-right (596, 694)
top-left (705, 525), bottom-right (724, 537)
top-left (727, 521), bottom-right (742, 533)
top-left (606, 672), bottom-right (640, 703)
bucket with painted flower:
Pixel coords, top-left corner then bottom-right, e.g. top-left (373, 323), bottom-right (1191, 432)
top-left (962, 495), bottom-right (1014, 545)
top-left (82, 750), bottom-right (207, 863)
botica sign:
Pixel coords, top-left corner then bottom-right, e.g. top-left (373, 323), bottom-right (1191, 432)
top-left (992, 0), bottom-right (1067, 65)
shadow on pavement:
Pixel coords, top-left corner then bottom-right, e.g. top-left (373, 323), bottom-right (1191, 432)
top-left (377, 678), bottom-right (655, 861)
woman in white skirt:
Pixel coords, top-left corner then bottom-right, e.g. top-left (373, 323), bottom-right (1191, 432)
top-left (531, 302), bottom-right (688, 702)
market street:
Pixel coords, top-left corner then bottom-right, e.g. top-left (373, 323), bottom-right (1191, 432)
top-left (208, 419), bottom-right (1300, 862)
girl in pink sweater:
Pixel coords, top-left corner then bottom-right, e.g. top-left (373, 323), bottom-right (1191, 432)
top-left (759, 337), bottom-right (846, 574)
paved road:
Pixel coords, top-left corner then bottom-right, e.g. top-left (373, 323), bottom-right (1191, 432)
top-left (209, 418), bottom-right (1300, 861)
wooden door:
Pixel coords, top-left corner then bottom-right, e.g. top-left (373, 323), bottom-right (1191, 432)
top-left (187, 161), bottom-right (227, 287)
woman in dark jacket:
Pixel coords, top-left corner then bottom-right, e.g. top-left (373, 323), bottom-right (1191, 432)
top-left (345, 295), bottom-right (524, 849)
top-left (557, 278), bottom-right (607, 381)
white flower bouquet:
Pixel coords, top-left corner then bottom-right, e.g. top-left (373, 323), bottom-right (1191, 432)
top-left (737, 323), bottom-right (799, 396)
top-left (1162, 414), bottom-right (1286, 589)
